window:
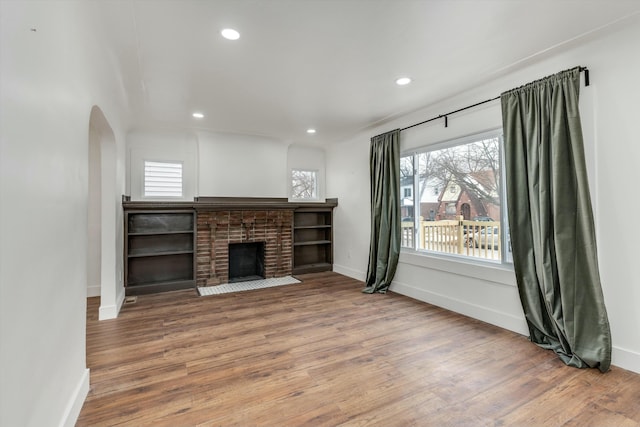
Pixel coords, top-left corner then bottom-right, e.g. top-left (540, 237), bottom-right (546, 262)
top-left (291, 169), bottom-right (318, 200)
top-left (401, 130), bottom-right (510, 264)
top-left (144, 160), bottom-right (183, 198)
top-left (403, 187), bottom-right (412, 198)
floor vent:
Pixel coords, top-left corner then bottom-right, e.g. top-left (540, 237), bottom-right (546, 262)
top-left (124, 296), bottom-right (137, 304)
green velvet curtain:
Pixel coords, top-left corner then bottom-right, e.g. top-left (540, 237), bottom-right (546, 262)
top-left (501, 67), bottom-right (611, 372)
top-left (364, 129), bottom-right (401, 294)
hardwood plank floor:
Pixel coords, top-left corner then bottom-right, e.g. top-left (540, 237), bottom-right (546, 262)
top-left (77, 272), bottom-right (640, 426)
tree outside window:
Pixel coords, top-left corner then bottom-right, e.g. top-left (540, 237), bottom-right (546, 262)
top-left (291, 169), bottom-right (318, 200)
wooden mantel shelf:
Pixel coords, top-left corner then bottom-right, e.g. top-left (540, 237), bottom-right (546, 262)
top-left (122, 196), bottom-right (338, 211)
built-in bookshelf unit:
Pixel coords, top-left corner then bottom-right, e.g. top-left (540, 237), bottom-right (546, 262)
top-left (124, 209), bottom-right (196, 295)
top-left (293, 206), bottom-right (334, 275)
top-left (123, 197), bottom-right (337, 294)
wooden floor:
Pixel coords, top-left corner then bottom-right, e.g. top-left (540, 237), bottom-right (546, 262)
top-left (77, 272), bottom-right (640, 427)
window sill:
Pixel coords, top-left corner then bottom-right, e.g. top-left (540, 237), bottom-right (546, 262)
top-left (288, 198), bottom-right (326, 203)
top-left (399, 248), bottom-right (516, 287)
top-left (141, 196), bottom-right (187, 200)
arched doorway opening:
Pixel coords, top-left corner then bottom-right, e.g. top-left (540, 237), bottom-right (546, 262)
top-left (88, 106), bottom-right (121, 320)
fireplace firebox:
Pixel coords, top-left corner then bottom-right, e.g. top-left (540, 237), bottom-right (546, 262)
top-left (228, 242), bottom-right (265, 283)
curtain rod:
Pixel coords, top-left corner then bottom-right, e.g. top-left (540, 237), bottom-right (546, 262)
top-left (398, 66), bottom-right (589, 133)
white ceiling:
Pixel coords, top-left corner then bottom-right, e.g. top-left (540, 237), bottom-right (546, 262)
top-left (97, 0), bottom-right (640, 145)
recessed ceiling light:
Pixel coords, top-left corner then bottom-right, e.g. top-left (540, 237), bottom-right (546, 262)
top-left (306, 129), bottom-right (316, 134)
top-left (221, 28), bottom-right (240, 40)
top-left (395, 77), bottom-right (412, 86)
top-left (192, 112), bottom-right (204, 119)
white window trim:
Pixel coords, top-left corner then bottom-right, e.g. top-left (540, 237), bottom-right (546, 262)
top-left (290, 168), bottom-right (320, 201)
top-left (400, 128), bottom-right (513, 268)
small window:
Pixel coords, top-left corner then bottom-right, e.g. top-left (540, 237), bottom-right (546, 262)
top-left (144, 160), bottom-right (183, 198)
top-left (403, 187), bottom-right (412, 198)
top-left (291, 169), bottom-right (318, 200)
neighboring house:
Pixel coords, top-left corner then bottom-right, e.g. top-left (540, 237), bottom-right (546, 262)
top-left (405, 170), bottom-right (499, 222)
top-left (436, 172), bottom-right (500, 221)
top-left (419, 177), bottom-right (440, 221)
top-left (437, 181), bottom-right (464, 220)
top-left (401, 175), bottom-right (440, 221)
top-left (400, 175), bottom-right (414, 219)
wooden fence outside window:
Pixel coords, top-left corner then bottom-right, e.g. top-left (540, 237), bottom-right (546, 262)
top-left (401, 218), bottom-right (501, 261)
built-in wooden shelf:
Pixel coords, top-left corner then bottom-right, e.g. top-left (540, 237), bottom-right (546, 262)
top-left (293, 207), bottom-right (334, 275)
top-left (123, 197), bottom-right (338, 293)
top-left (292, 262), bottom-right (333, 275)
top-left (128, 231), bottom-right (194, 236)
top-left (122, 196), bottom-right (338, 211)
top-left (293, 240), bottom-right (332, 246)
top-left (124, 210), bottom-right (196, 295)
top-left (128, 250), bottom-right (194, 258)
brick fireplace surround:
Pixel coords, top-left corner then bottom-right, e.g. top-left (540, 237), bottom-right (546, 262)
top-left (196, 209), bottom-right (293, 287)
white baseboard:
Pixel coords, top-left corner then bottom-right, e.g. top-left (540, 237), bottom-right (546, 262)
top-left (390, 279), bottom-right (529, 336)
top-left (86, 285), bottom-right (100, 298)
top-left (98, 287), bottom-right (125, 320)
top-left (333, 264), bottom-right (366, 282)
top-left (59, 368), bottom-right (89, 427)
top-left (612, 345), bottom-right (640, 374)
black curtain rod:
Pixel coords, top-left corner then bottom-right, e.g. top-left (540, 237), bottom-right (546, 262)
top-left (401, 96), bottom-right (500, 131)
top-left (398, 66), bottom-right (589, 133)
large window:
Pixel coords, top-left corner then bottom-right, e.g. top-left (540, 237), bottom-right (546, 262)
top-left (401, 131), bottom-right (511, 264)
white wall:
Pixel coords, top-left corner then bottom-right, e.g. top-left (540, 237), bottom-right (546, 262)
top-left (127, 130), bottom-right (294, 199)
top-left (128, 129), bottom-right (199, 200)
top-left (87, 122), bottom-right (102, 297)
top-left (197, 131), bottom-right (288, 198)
top-left (327, 15), bottom-right (640, 373)
top-left (0, 2), bottom-right (128, 426)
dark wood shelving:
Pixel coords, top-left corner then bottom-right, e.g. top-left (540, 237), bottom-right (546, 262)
top-left (120, 279), bottom-right (196, 295)
top-left (127, 250), bottom-right (194, 258)
top-left (293, 240), bottom-right (332, 246)
top-left (292, 262), bottom-right (332, 275)
top-left (122, 198), bottom-right (337, 292)
top-left (128, 231), bottom-right (194, 236)
top-left (124, 210), bottom-right (196, 295)
top-left (293, 207), bottom-right (335, 274)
